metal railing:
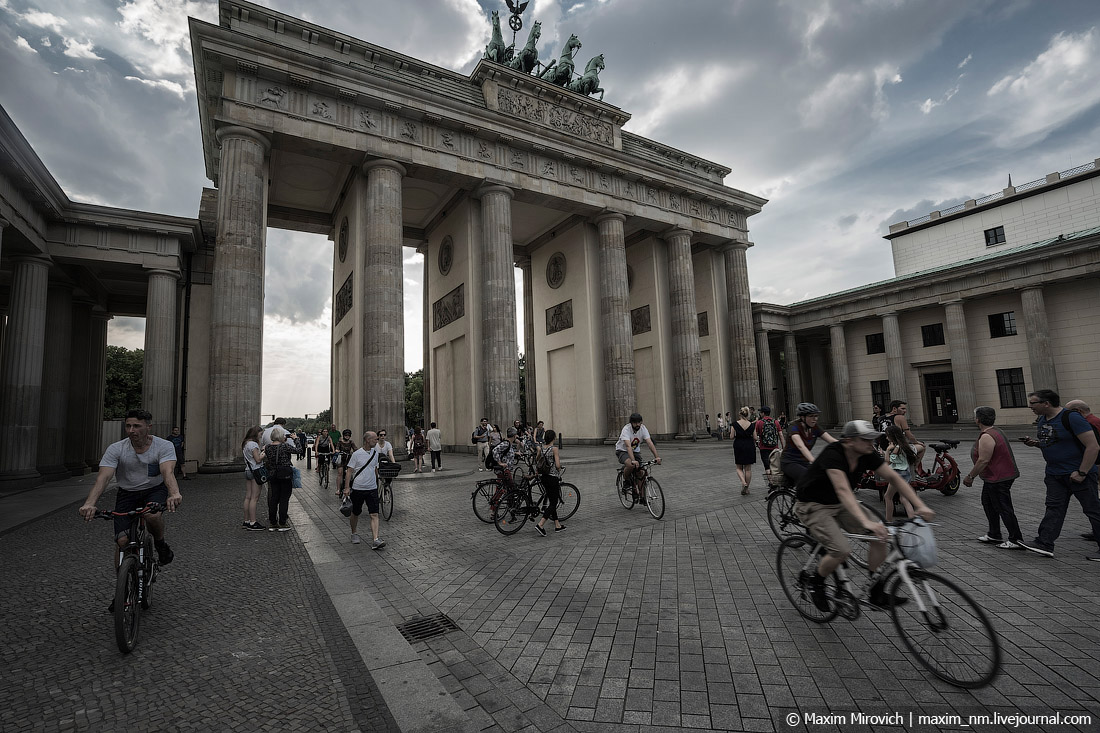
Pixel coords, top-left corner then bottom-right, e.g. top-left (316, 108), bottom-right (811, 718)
top-left (974, 190), bottom-right (1004, 206)
top-left (1061, 161), bottom-right (1096, 178)
top-left (1014, 177), bottom-right (1046, 193)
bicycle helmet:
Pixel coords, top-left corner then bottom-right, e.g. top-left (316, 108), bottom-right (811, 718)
top-left (342, 429), bottom-right (352, 437)
top-left (795, 402), bottom-right (821, 417)
top-left (629, 412), bottom-right (643, 423)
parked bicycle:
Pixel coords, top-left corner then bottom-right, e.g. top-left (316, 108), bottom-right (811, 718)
top-left (615, 460), bottom-right (664, 519)
top-left (93, 502), bottom-right (167, 653)
top-left (775, 519), bottom-right (1000, 688)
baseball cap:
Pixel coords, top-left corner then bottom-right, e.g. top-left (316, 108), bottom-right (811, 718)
top-left (841, 420), bottom-right (881, 440)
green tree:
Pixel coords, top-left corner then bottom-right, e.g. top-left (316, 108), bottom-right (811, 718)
top-left (104, 345), bottom-right (144, 419)
top-left (405, 369), bottom-right (424, 427)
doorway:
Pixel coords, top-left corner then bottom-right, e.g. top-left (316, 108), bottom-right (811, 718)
top-left (924, 372), bottom-right (957, 424)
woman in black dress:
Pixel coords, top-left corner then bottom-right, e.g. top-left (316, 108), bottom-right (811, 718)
top-left (732, 406), bottom-right (757, 495)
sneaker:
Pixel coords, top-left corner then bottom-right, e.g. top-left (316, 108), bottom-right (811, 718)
top-left (535, 524), bottom-right (546, 537)
top-left (800, 572), bottom-right (830, 612)
top-left (1086, 556), bottom-right (1100, 562)
top-left (351, 533), bottom-right (361, 544)
top-left (371, 538), bottom-right (386, 550)
top-left (277, 523), bottom-right (292, 532)
top-left (241, 521), bottom-right (250, 529)
top-left (554, 525), bottom-right (566, 533)
top-left (1018, 540), bottom-right (1054, 557)
top-left (268, 524), bottom-right (279, 532)
top-left (479, 468), bottom-right (484, 472)
top-left (154, 540), bottom-right (174, 565)
top-left (976, 534), bottom-right (1002, 544)
top-left (247, 522), bottom-right (267, 531)
top-left (996, 540), bottom-right (1023, 550)
top-left (866, 590), bottom-right (909, 610)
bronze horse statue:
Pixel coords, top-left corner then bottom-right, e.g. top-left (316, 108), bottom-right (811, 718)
top-left (567, 54), bottom-right (605, 100)
top-left (538, 34), bottom-right (581, 86)
top-left (484, 10), bottom-right (511, 64)
top-left (509, 21), bottom-right (542, 74)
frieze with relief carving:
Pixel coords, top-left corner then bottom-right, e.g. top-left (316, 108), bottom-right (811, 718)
top-left (334, 273), bottom-right (353, 325)
top-left (631, 305), bottom-right (651, 335)
top-left (546, 299), bottom-right (573, 335)
top-left (433, 283), bottom-right (465, 331)
top-left (496, 88), bottom-right (613, 146)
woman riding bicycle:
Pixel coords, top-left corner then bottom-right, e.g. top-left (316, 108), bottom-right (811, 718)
top-left (780, 402), bottom-right (837, 485)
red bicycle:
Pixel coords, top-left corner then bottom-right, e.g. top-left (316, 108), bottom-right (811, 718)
top-left (860, 439), bottom-right (962, 512)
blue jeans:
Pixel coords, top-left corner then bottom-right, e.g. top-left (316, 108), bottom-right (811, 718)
top-left (1035, 472), bottom-right (1100, 551)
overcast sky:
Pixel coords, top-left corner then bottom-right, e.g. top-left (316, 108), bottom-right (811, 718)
top-left (3, 0), bottom-right (1099, 419)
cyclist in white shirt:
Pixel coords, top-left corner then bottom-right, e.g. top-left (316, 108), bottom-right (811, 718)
top-left (616, 412), bottom-right (662, 500)
top-left (342, 431), bottom-right (385, 550)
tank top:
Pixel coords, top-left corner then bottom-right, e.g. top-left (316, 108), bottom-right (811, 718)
top-left (970, 427), bottom-right (1019, 483)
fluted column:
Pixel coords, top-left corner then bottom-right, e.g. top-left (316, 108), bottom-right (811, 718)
top-left (0, 255), bottom-right (51, 488)
top-left (943, 300), bottom-right (976, 419)
top-left (36, 282), bottom-right (74, 481)
top-left (881, 312), bottom-right (907, 405)
top-left (419, 243), bottom-right (431, 428)
top-left (206, 126), bottom-right (269, 470)
top-left (361, 159), bottom-right (407, 453)
top-left (755, 330), bottom-right (776, 409)
top-left (783, 331), bottom-right (802, 410)
top-left (477, 184), bottom-right (520, 426)
top-left (84, 311), bottom-right (110, 468)
top-left (1020, 287), bottom-right (1058, 392)
top-left (65, 300), bottom-right (93, 474)
top-left (518, 256), bottom-right (537, 424)
top-left (722, 241), bottom-right (760, 411)
top-left (829, 324), bottom-right (852, 424)
top-left (664, 228), bottom-right (705, 437)
top-left (144, 269), bottom-right (180, 438)
top-left (596, 212), bottom-right (635, 438)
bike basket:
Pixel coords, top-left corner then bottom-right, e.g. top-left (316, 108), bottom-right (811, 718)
top-left (897, 517), bottom-right (938, 568)
top-left (378, 461), bottom-right (402, 479)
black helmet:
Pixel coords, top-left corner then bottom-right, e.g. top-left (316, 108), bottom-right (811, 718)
top-left (342, 429), bottom-right (353, 436)
top-left (795, 402), bottom-right (820, 417)
top-left (629, 413), bottom-right (643, 423)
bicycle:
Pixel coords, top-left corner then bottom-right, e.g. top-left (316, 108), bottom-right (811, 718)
top-left (472, 477), bottom-right (508, 523)
top-left (93, 502), bottom-right (166, 654)
top-left (765, 487), bottom-right (885, 571)
top-left (317, 452), bottom-right (332, 492)
top-left (531, 467), bottom-right (580, 522)
top-left (775, 519), bottom-right (1000, 688)
top-left (378, 460), bottom-right (402, 521)
top-left (615, 460), bottom-right (664, 519)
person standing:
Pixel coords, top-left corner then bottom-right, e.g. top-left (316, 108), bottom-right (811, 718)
top-left (426, 422), bottom-right (443, 472)
top-left (963, 406), bottom-right (1023, 549)
top-left (1018, 390), bottom-right (1100, 561)
top-left (754, 406), bottom-right (783, 479)
top-left (343, 431), bottom-right (385, 549)
top-left (241, 425), bottom-right (266, 531)
top-left (716, 412), bottom-right (725, 441)
top-left (534, 420), bottom-right (545, 445)
top-left (534, 429), bottom-right (566, 536)
top-left (732, 407), bottom-right (757, 495)
top-left (871, 404), bottom-right (885, 432)
top-left (724, 412), bottom-right (733, 439)
top-left (264, 427), bottom-right (296, 531)
top-left (167, 426), bottom-right (187, 480)
top-left (410, 426), bottom-right (427, 472)
top-left (295, 429), bottom-right (308, 461)
top-left (474, 418), bottom-right (491, 471)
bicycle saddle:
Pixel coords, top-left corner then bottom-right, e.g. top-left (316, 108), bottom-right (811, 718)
top-left (929, 444), bottom-right (945, 452)
top-left (939, 439), bottom-right (960, 448)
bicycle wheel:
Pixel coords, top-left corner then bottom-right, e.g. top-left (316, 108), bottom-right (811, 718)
top-left (114, 556), bottom-right (141, 653)
top-left (319, 467), bottom-right (328, 492)
top-left (494, 490), bottom-right (531, 536)
top-left (776, 535), bottom-right (840, 623)
top-left (471, 481), bottom-right (499, 523)
top-left (140, 534), bottom-right (154, 609)
top-left (616, 471), bottom-right (634, 509)
top-left (766, 488), bottom-right (801, 540)
top-left (888, 568), bottom-right (1001, 688)
top-left (645, 478), bottom-right (665, 519)
top-left (558, 482), bottom-right (580, 520)
top-left (381, 482), bottom-right (393, 521)
top-left (846, 501), bottom-right (887, 571)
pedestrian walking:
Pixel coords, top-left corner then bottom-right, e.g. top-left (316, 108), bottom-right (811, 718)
top-left (264, 427), bottom-right (296, 531)
top-left (342, 430), bottom-right (385, 549)
top-left (732, 407), bottom-right (756, 495)
top-left (241, 425), bottom-right (266, 531)
top-left (410, 426), bottom-right (427, 472)
top-left (754, 406), bottom-right (782, 479)
top-left (963, 406), bottom-right (1023, 549)
top-left (426, 422), bottom-right (442, 471)
top-left (167, 426), bottom-right (187, 479)
top-left (534, 429), bottom-right (566, 536)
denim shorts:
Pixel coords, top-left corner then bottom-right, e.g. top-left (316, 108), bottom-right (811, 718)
top-left (113, 484), bottom-right (168, 540)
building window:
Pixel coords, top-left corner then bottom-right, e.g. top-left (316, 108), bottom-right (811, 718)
top-left (996, 368), bottom-right (1026, 408)
top-left (921, 323), bottom-right (945, 347)
top-left (984, 226), bottom-right (1006, 246)
top-left (871, 380), bottom-right (890, 409)
top-left (866, 333), bottom-right (885, 354)
top-left (988, 312), bottom-right (1017, 338)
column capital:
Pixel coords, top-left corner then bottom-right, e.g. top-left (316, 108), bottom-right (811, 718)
top-left (145, 268), bottom-right (181, 281)
top-left (941, 298), bottom-right (964, 305)
top-left (593, 210), bottom-right (626, 226)
top-left (362, 158), bottom-right (407, 177)
top-left (1020, 285), bottom-right (1044, 294)
top-left (661, 227), bottom-right (692, 242)
top-left (718, 239), bottom-right (752, 253)
top-left (215, 125), bottom-right (271, 152)
top-left (514, 255), bottom-right (532, 269)
top-left (474, 183), bottom-right (513, 200)
top-left (11, 253), bottom-right (52, 267)
top-left (881, 311), bottom-right (899, 318)
top-left (415, 240), bottom-right (429, 256)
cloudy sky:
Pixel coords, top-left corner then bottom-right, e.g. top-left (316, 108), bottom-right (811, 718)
top-left (3, 0), bottom-right (1099, 418)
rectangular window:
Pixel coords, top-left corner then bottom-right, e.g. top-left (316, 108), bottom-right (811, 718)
top-left (921, 323), bottom-right (945, 347)
top-left (996, 368), bottom-right (1026, 408)
top-left (866, 333), bottom-right (885, 354)
top-left (984, 226), bottom-right (1006, 246)
top-left (871, 380), bottom-right (890, 409)
top-left (988, 312), bottom-right (1017, 338)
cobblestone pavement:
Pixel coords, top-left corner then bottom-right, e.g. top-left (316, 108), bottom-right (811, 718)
top-left (4, 437), bottom-right (1100, 733)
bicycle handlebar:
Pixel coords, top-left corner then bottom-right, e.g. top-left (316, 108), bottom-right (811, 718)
top-left (93, 502), bottom-right (167, 519)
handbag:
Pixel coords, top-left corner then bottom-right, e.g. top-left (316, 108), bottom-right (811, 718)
top-left (291, 466), bottom-right (302, 489)
top-left (253, 465), bottom-right (269, 484)
top-left (898, 517), bottom-right (938, 568)
top-left (339, 495), bottom-right (353, 517)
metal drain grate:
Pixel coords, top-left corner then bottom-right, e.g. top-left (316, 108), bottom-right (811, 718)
top-left (396, 613), bottom-right (460, 643)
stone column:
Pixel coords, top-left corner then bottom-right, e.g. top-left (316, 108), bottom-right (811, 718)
top-left (206, 126), bottom-right (269, 470)
top-left (477, 184), bottom-right (520, 426)
top-left (783, 331), bottom-right (802, 410)
top-left (881, 312), bottom-right (908, 404)
top-left (595, 212), bottom-right (635, 438)
top-left (829, 323), bottom-right (853, 424)
top-left (1020, 287), bottom-right (1058, 392)
top-left (36, 282), bottom-right (73, 481)
top-left (0, 255), bottom-right (51, 489)
top-left (65, 300), bottom-right (93, 474)
top-left (943, 300), bottom-right (976, 419)
top-left (722, 241), bottom-right (760, 411)
top-left (664, 228), bottom-right (706, 437)
top-left (0, 217), bottom-right (7, 263)
top-left (518, 256), bottom-right (537, 424)
top-left (361, 159), bottom-right (407, 453)
top-left (144, 269), bottom-right (179, 438)
top-left (419, 243), bottom-right (431, 428)
top-left (84, 311), bottom-right (110, 468)
top-left (755, 330), bottom-right (776, 409)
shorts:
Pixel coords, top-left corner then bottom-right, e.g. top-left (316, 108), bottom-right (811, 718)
top-left (616, 450), bottom-right (641, 465)
top-left (113, 484), bottom-right (168, 540)
top-left (794, 501), bottom-right (871, 559)
top-left (350, 488), bottom-right (379, 516)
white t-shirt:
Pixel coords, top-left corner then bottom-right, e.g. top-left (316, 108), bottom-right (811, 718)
top-left (100, 436), bottom-right (178, 492)
top-left (346, 447), bottom-right (379, 491)
top-left (426, 428), bottom-right (442, 451)
top-left (615, 424), bottom-right (651, 454)
top-left (243, 440), bottom-right (262, 469)
top-left (260, 426), bottom-right (297, 450)
top-left (377, 440), bottom-right (394, 460)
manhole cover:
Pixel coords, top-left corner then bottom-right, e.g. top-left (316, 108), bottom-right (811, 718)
top-left (396, 613), bottom-right (459, 643)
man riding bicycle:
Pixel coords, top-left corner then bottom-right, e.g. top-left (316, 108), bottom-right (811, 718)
top-left (78, 409), bottom-right (182, 606)
top-left (794, 420), bottom-right (934, 611)
top-left (616, 413), bottom-right (662, 501)
top-left (335, 428), bottom-right (358, 490)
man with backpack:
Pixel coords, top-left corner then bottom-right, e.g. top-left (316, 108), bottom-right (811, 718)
top-left (473, 418), bottom-right (491, 471)
top-left (1018, 389), bottom-right (1100, 561)
top-left (754, 406), bottom-right (784, 478)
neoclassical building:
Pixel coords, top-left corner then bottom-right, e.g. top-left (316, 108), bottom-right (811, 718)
top-left (754, 159), bottom-right (1100, 427)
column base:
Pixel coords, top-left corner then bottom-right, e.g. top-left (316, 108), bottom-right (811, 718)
top-left (199, 460), bottom-right (245, 474)
top-left (0, 470), bottom-right (44, 492)
top-left (36, 464), bottom-right (72, 483)
top-left (674, 431), bottom-right (710, 441)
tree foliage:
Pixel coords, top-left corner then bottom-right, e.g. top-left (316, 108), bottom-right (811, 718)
top-left (104, 345), bottom-right (144, 419)
top-left (405, 369), bottom-right (424, 428)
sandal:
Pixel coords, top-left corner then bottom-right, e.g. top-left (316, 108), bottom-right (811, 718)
top-left (741, 485), bottom-right (750, 495)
